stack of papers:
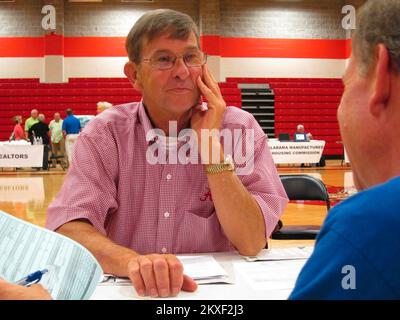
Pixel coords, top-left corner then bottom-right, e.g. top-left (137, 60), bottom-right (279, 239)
top-left (177, 255), bottom-right (231, 284)
top-left (99, 255), bottom-right (232, 286)
top-left (242, 247), bottom-right (313, 262)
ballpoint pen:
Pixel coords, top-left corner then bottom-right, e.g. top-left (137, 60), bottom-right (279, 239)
top-left (15, 269), bottom-right (49, 287)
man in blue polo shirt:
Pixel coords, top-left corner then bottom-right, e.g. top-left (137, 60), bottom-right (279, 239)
top-left (62, 108), bottom-right (81, 167)
top-left (290, 0), bottom-right (400, 299)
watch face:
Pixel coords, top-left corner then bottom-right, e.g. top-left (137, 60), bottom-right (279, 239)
top-left (225, 154), bottom-right (233, 165)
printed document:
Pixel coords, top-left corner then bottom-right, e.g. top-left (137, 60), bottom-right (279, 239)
top-left (0, 210), bottom-right (103, 299)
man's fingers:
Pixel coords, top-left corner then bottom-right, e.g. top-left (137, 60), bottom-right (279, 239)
top-left (202, 65), bottom-right (221, 97)
top-left (127, 258), bottom-right (146, 297)
top-left (197, 76), bottom-right (214, 100)
top-left (153, 257), bottom-right (170, 297)
top-left (138, 256), bottom-right (158, 297)
top-left (197, 77), bottom-right (221, 110)
top-left (166, 255), bottom-right (184, 296)
top-left (182, 274), bottom-right (198, 292)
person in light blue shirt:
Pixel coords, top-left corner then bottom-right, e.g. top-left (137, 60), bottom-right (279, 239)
top-left (62, 108), bottom-right (81, 167)
top-left (290, 0), bottom-right (400, 300)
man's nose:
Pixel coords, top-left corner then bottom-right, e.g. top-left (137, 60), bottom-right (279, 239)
top-left (171, 57), bottom-right (190, 80)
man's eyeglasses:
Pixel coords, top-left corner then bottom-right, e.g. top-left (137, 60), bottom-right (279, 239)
top-left (141, 50), bottom-right (207, 70)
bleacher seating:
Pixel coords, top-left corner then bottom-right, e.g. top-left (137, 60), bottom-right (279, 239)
top-left (0, 78), bottom-right (241, 141)
top-left (226, 77), bottom-right (344, 156)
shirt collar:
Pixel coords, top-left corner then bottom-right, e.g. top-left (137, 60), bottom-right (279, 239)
top-left (137, 100), bottom-right (191, 147)
top-left (137, 100), bottom-right (158, 145)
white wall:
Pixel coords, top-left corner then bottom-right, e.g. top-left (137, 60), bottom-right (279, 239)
top-left (0, 58), bottom-right (43, 79)
top-left (220, 57), bottom-right (347, 80)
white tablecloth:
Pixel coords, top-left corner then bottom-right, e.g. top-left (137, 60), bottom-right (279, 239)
top-left (0, 144), bottom-right (43, 167)
top-left (268, 139), bottom-right (325, 164)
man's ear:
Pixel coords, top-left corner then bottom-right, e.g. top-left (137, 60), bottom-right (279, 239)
top-left (369, 44), bottom-right (391, 117)
top-left (124, 61), bottom-right (142, 92)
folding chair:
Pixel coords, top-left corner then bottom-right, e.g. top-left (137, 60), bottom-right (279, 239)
top-left (271, 174), bottom-right (330, 240)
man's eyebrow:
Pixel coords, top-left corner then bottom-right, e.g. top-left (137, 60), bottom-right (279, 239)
top-left (184, 46), bottom-right (200, 50)
top-left (152, 49), bottom-right (173, 54)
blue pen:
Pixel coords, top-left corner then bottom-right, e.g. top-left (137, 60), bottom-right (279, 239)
top-left (15, 269), bottom-right (49, 287)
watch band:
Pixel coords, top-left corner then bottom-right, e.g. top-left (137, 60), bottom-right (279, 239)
top-left (205, 163), bottom-right (234, 174)
top-left (205, 155), bottom-right (235, 174)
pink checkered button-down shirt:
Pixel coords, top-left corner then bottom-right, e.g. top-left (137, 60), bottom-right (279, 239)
top-left (46, 102), bottom-right (288, 254)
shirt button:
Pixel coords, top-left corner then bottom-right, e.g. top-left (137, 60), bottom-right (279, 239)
top-left (164, 212), bottom-right (170, 218)
top-left (161, 247), bottom-right (167, 254)
top-left (166, 173), bottom-right (172, 180)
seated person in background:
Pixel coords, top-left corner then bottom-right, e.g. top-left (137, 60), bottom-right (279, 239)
top-left (290, 0), bottom-right (400, 299)
top-left (46, 9), bottom-right (288, 298)
top-left (10, 115), bottom-right (25, 141)
top-left (0, 279), bottom-right (51, 300)
top-left (295, 124), bottom-right (312, 141)
top-left (96, 101), bottom-right (113, 114)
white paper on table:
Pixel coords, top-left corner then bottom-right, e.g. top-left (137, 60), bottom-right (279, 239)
top-left (99, 255), bottom-right (234, 286)
top-left (177, 255), bottom-right (233, 284)
top-left (99, 274), bottom-right (131, 286)
top-left (234, 259), bottom-right (307, 291)
top-left (0, 210), bottom-right (103, 300)
top-left (242, 247), bottom-right (313, 262)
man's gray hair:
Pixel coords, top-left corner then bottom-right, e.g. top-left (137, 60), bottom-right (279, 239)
top-left (353, 0), bottom-right (400, 75)
top-left (125, 9), bottom-right (199, 64)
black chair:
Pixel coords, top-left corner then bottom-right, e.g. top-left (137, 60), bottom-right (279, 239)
top-left (271, 174), bottom-right (331, 240)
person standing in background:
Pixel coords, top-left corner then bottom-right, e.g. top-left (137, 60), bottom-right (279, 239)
top-left (96, 101), bottom-right (113, 114)
top-left (62, 108), bottom-right (81, 167)
top-left (10, 115), bottom-right (24, 141)
top-left (24, 109), bottom-right (39, 141)
top-left (28, 114), bottom-right (50, 171)
top-left (49, 112), bottom-right (67, 169)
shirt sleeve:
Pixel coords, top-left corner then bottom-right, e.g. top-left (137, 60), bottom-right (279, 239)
top-left (46, 130), bottom-right (119, 235)
top-left (235, 129), bottom-right (289, 238)
top-left (62, 120), bottom-right (66, 131)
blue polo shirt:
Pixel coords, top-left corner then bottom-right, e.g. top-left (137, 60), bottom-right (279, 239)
top-left (62, 115), bottom-right (81, 134)
top-left (289, 176), bottom-right (400, 299)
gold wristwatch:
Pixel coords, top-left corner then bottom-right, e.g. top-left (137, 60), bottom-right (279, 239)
top-left (205, 154), bottom-right (235, 174)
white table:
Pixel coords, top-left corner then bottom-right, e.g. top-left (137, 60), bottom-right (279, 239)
top-left (91, 249), bottom-right (310, 300)
top-left (0, 144), bottom-right (43, 167)
top-left (268, 139), bottom-right (325, 164)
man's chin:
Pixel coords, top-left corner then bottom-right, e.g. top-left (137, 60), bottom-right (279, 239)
top-left (167, 98), bottom-right (199, 111)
